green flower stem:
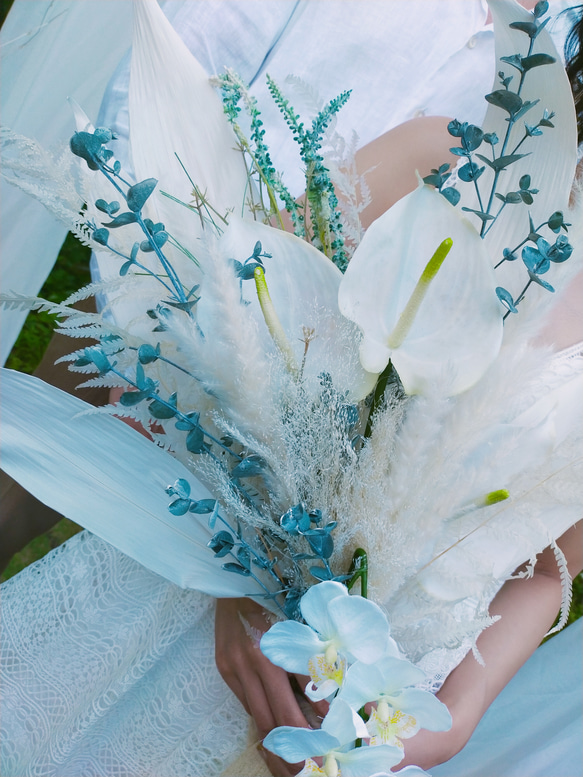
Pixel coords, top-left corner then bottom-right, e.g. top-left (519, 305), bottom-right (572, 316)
top-left (98, 242), bottom-right (177, 297)
top-left (234, 132), bottom-right (286, 230)
top-left (347, 548), bottom-right (368, 598)
top-left (483, 201), bottom-right (507, 238)
top-left (173, 154), bottom-right (230, 230)
top-left (386, 238), bottom-right (453, 349)
top-left (254, 266), bottom-right (298, 373)
top-left (504, 277), bottom-right (533, 319)
top-left (97, 163), bottom-right (188, 306)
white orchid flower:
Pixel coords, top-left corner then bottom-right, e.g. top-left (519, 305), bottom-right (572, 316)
top-left (263, 699), bottom-right (404, 777)
top-left (338, 183), bottom-right (503, 397)
top-left (337, 658), bottom-right (452, 748)
top-left (260, 581), bottom-right (400, 699)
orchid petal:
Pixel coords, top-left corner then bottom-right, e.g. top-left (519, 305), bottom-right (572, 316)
top-left (129, 0), bottom-right (248, 253)
top-left (336, 744), bottom-right (404, 777)
top-left (300, 580), bottom-right (348, 634)
top-left (263, 727), bottom-right (338, 762)
top-left (328, 594), bottom-right (391, 663)
top-left (260, 620), bottom-right (324, 673)
top-left (305, 678), bottom-right (339, 702)
top-left (339, 185), bottom-right (502, 396)
top-left (374, 658), bottom-right (427, 693)
top-left (0, 369), bottom-right (265, 599)
top-left (462, 0), bottom-right (577, 294)
top-left (390, 689), bottom-right (452, 732)
top-left (339, 659), bottom-right (425, 710)
top-left (202, 218), bottom-right (377, 400)
top-left (322, 699), bottom-right (369, 741)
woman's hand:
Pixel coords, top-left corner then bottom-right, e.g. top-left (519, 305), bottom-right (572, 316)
top-left (215, 597), bottom-right (327, 777)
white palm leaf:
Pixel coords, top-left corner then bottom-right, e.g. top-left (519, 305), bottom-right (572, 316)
top-left (0, 368), bottom-right (267, 600)
top-left (129, 0), bottom-right (249, 257)
top-left (460, 0), bottom-right (577, 298)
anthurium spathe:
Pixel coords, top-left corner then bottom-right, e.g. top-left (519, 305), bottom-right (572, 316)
top-left (260, 581), bottom-right (399, 699)
top-left (337, 658), bottom-right (452, 748)
top-left (263, 699), bottom-right (404, 777)
top-left (338, 184), bottom-right (503, 396)
top-left (197, 218), bottom-right (378, 402)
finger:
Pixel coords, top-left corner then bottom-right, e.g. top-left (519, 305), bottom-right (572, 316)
top-left (243, 674), bottom-right (278, 738)
top-left (224, 675), bottom-right (251, 716)
top-left (260, 662), bottom-right (311, 730)
top-left (259, 745), bottom-right (304, 777)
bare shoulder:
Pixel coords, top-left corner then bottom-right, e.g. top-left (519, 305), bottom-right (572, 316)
top-left (356, 116), bottom-right (455, 227)
top-left (536, 268), bottom-right (583, 350)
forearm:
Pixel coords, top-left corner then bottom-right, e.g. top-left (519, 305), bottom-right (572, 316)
top-left (399, 521), bottom-right (582, 770)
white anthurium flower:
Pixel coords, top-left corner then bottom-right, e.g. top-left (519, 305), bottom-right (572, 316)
top-left (263, 699), bottom-right (404, 777)
top-left (462, 0), bottom-right (578, 298)
top-left (260, 581), bottom-right (400, 699)
top-left (337, 658), bottom-right (452, 749)
top-left (339, 183), bottom-right (503, 396)
top-left (197, 218), bottom-right (378, 401)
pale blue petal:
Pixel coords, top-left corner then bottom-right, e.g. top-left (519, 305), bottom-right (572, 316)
top-left (329, 595), bottom-right (390, 663)
top-left (375, 657), bottom-right (426, 694)
top-left (305, 678), bottom-right (339, 702)
top-left (390, 689), bottom-right (452, 732)
top-left (300, 580), bottom-right (348, 636)
top-left (339, 658), bottom-right (424, 710)
top-left (260, 620), bottom-right (323, 673)
top-left (337, 743), bottom-right (404, 777)
top-left (321, 699), bottom-right (368, 742)
top-left (263, 727), bottom-right (338, 762)
top-left (338, 662), bottom-right (386, 710)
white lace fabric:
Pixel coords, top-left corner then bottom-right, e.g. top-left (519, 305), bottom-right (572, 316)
top-left (1, 532), bottom-right (248, 777)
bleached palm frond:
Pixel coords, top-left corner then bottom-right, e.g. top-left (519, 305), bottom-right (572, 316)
top-left (544, 540), bottom-right (573, 637)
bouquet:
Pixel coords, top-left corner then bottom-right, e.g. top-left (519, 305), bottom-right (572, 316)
top-left (1, 0), bottom-right (581, 774)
